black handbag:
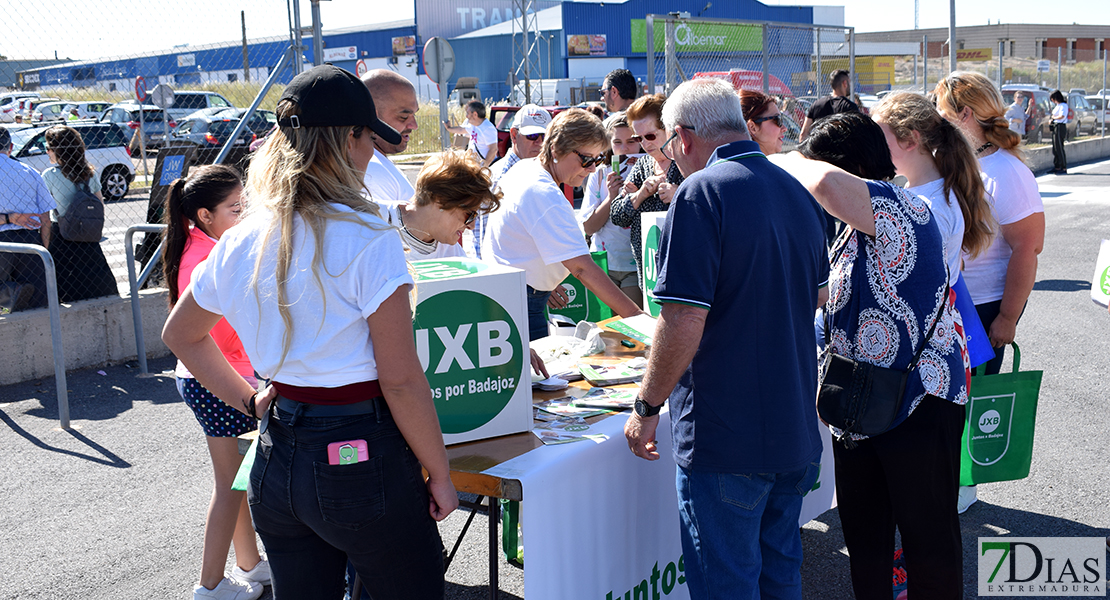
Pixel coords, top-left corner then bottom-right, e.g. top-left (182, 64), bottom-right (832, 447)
top-left (818, 232), bottom-right (949, 447)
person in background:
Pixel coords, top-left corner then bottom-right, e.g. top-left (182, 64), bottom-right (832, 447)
top-left (624, 78), bottom-right (828, 599)
top-left (162, 164), bottom-right (269, 600)
top-left (383, 150), bottom-right (498, 261)
top-left (1048, 89), bottom-right (1069, 174)
top-left (360, 69), bottom-right (420, 206)
top-left (162, 64), bottom-right (457, 599)
top-left (739, 89), bottom-right (788, 156)
top-left (0, 126), bottom-right (53, 312)
top-left (1004, 91), bottom-right (1031, 136)
top-left (579, 112), bottom-right (643, 308)
top-left (442, 100), bottom-right (498, 168)
top-left (609, 94), bottom-right (685, 295)
top-left (41, 125), bottom-right (117, 303)
top-left (482, 108), bottom-right (643, 341)
top-left (474, 104), bottom-right (552, 258)
top-left (799, 68), bottom-right (859, 142)
top-left (600, 68), bottom-right (638, 114)
top-left (778, 110), bottom-right (968, 600)
top-left (934, 71), bottom-right (1045, 513)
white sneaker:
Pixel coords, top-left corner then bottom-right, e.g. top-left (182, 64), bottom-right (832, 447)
top-left (193, 576), bottom-right (263, 600)
top-left (957, 485), bottom-right (978, 514)
top-left (232, 557), bottom-right (271, 587)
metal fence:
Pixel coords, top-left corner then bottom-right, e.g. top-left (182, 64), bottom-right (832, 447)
top-left (1, 1), bottom-right (299, 309)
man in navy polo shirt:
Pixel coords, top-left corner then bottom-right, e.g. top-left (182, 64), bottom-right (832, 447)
top-left (624, 78), bottom-right (828, 599)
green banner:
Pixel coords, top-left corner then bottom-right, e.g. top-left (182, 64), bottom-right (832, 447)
top-left (630, 19), bottom-right (762, 54)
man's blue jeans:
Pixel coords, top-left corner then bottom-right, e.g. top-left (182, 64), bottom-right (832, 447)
top-left (676, 462), bottom-right (820, 600)
top-left (248, 401), bottom-right (444, 599)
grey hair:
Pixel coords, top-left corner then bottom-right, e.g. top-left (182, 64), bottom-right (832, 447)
top-left (661, 78), bottom-right (748, 143)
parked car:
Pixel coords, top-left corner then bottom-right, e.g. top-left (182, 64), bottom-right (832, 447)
top-left (8, 122), bottom-right (135, 201)
top-left (16, 97), bottom-right (60, 121)
top-left (488, 104), bottom-right (569, 159)
top-left (98, 103), bottom-right (174, 150)
top-left (31, 101), bottom-right (71, 123)
top-left (1000, 84), bottom-right (1052, 144)
top-left (0, 92), bottom-right (40, 123)
top-left (855, 94), bottom-right (880, 116)
top-left (64, 101), bottom-right (112, 121)
top-left (182, 106), bottom-right (276, 138)
top-left (168, 114), bottom-right (256, 165)
top-left (1085, 95), bottom-right (1110, 128)
top-left (161, 90), bottom-right (233, 124)
top-left (1067, 92), bottom-right (1097, 138)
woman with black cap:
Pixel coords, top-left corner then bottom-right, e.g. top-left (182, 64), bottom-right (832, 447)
top-left (162, 65), bottom-right (458, 599)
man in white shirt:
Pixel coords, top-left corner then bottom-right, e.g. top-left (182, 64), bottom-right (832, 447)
top-left (442, 101), bottom-right (498, 167)
top-left (1005, 91), bottom-right (1030, 136)
top-left (474, 105), bottom-right (552, 257)
top-left (360, 69), bottom-right (419, 206)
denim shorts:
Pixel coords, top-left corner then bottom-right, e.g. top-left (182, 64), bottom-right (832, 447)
top-left (248, 401), bottom-right (444, 599)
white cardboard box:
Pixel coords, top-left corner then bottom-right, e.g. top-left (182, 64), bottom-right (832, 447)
top-left (410, 258), bottom-right (533, 445)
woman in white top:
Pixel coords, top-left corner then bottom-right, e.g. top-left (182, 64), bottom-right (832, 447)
top-left (870, 92), bottom-right (995, 286)
top-left (482, 108), bottom-right (643, 341)
top-left (579, 112), bottom-right (643, 307)
top-left (934, 71), bottom-right (1045, 513)
top-left (1047, 89), bottom-right (1069, 174)
top-left (162, 65), bottom-right (457, 599)
top-left (382, 149), bottom-right (499, 261)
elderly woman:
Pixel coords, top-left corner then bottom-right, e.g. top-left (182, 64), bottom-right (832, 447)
top-left (774, 112), bottom-right (970, 600)
top-left (739, 89), bottom-right (787, 156)
top-left (482, 108), bottom-right (643, 340)
top-left (162, 65), bottom-right (458, 599)
top-left (609, 93), bottom-right (685, 293)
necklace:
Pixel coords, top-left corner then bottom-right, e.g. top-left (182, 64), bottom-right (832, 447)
top-left (397, 209), bottom-right (438, 254)
top-left (975, 141), bottom-right (993, 154)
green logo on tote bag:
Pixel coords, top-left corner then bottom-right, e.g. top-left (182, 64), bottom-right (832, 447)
top-left (967, 393), bottom-right (1015, 466)
top-left (413, 290), bottom-right (524, 433)
top-left (1100, 266), bottom-right (1110, 295)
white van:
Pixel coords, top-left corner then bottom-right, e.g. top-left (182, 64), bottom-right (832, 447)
top-left (0, 92), bottom-right (40, 123)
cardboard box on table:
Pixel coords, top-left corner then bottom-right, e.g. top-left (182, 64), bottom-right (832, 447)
top-left (640, 211), bottom-right (669, 317)
top-left (410, 258), bottom-right (532, 445)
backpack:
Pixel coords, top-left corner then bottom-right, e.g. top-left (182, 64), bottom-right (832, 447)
top-left (58, 180), bottom-right (105, 243)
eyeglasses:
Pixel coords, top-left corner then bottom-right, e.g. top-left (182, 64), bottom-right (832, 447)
top-left (659, 131), bottom-right (679, 161)
top-left (629, 132), bottom-right (662, 143)
top-left (573, 150), bottom-right (607, 168)
top-left (599, 87), bottom-right (610, 99)
top-left (523, 132), bottom-right (545, 142)
top-left (750, 114), bottom-right (783, 127)
top-left (463, 210), bottom-right (478, 226)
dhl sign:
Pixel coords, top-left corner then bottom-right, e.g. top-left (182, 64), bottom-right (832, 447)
top-left (956, 48), bottom-right (993, 61)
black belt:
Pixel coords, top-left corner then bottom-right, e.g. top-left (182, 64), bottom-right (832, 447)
top-left (276, 395), bottom-right (380, 416)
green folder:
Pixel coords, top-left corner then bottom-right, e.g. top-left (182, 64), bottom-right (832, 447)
top-left (231, 436), bottom-right (258, 492)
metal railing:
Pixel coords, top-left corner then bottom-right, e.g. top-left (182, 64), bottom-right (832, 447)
top-left (123, 224), bottom-right (167, 375)
top-left (0, 242), bottom-right (70, 429)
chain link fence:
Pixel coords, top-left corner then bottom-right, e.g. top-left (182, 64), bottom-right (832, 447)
top-left (2, 1), bottom-right (298, 311)
top-left (643, 14), bottom-right (854, 150)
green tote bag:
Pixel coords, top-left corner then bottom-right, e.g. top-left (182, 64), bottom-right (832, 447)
top-left (960, 343), bottom-right (1043, 486)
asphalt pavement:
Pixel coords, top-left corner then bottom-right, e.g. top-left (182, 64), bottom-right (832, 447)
top-left (2, 156), bottom-right (1109, 600)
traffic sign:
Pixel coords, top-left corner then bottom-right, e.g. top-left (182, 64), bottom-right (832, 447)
top-left (355, 59), bottom-right (368, 77)
top-left (151, 84), bottom-right (175, 109)
top-left (423, 37), bottom-right (455, 84)
top-left (1037, 60), bottom-right (1051, 73)
top-left (135, 76), bottom-right (147, 103)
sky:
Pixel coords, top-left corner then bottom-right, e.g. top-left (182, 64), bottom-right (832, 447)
top-left (2, 0), bottom-right (1109, 62)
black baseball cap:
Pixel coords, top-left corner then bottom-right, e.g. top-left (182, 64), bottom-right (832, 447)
top-left (277, 64), bottom-right (402, 145)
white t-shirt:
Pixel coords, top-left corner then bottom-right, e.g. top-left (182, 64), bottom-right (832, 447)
top-left (381, 202), bottom-right (466, 261)
top-left (362, 148), bottom-right (415, 208)
top-left (963, 150), bottom-right (1043, 304)
top-left (1051, 102), bottom-right (1069, 123)
top-left (908, 178), bottom-right (964, 286)
top-left (464, 119), bottom-right (498, 161)
top-left (482, 158), bottom-right (589, 291)
top-left (579, 155), bottom-right (639, 273)
top-left (1005, 102), bottom-right (1026, 135)
top-left (190, 203), bottom-right (413, 387)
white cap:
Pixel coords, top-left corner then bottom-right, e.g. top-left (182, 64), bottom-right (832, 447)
top-left (511, 104), bottom-right (552, 135)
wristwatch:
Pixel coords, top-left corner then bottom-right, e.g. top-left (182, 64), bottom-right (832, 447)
top-left (634, 395), bottom-right (662, 418)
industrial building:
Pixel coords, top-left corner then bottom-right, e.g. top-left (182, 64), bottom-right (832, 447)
top-left (856, 23), bottom-right (1110, 62)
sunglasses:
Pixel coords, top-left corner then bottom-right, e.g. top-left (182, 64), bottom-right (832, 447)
top-left (629, 132), bottom-right (663, 143)
top-left (463, 210), bottom-right (478, 226)
top-left (523, 132), bottom-right (545, 141)
top-left (573, 150), bottom-right (607, 168)
top-left (750, 114), bottom-right (783, 127)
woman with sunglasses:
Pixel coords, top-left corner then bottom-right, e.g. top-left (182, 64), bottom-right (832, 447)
top-left (482, 108), bottom-right (644, 341)
top-left (740, 89), bottom-right (787, 156)
top-left (610, 93), bottom-right (685, 292)
top-left (380, 149), bottom-right (499, 260)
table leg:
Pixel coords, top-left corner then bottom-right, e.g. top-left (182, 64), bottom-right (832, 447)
top-left (489, 495), bottom-right (499, 600)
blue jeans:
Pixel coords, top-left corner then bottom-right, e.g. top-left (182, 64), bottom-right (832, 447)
top-left (526, 285), bottom-right (551, 341)
top-left (676, 462), bottom-right (821, 600)
top-left (249, 401), bottom-right (444, 599)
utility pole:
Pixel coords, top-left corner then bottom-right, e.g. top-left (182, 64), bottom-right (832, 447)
top-left (948, 0), bottom-right (957, 74)
top-left (241, 11), bottom-right (250, 82)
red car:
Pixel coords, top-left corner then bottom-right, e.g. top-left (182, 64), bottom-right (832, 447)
top-left (488, 104), bottom-right (569, 159)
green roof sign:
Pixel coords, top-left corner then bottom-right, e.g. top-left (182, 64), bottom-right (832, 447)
top-left (630, 19), bottom-right (762, 54)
